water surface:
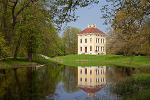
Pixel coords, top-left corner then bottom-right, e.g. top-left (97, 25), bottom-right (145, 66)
top-left (0, 63), bottom-right (150, 100)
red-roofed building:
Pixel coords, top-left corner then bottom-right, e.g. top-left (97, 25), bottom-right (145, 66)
top-left (78, 24), bottom-right (106, 55)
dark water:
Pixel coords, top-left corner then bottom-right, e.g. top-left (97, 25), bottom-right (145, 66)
top-left (0, 63), bottom-right (150, 100)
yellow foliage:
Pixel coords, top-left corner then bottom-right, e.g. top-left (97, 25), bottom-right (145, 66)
top-left (0, 33), bottom-right (10, 60)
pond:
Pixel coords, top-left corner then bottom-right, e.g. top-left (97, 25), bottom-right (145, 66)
top-left (0, 62), bottom-right (150, 100)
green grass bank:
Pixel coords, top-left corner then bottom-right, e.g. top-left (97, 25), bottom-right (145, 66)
top-left (1, 55), bottom-right (150, 69)
top-left (51, 55), bottom-right (150, 68)
top-left (0, 57), bottom-right (52, 69)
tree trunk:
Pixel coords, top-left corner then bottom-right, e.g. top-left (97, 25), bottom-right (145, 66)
top-left (28, 1), bottom-right (35, 62)
top-left (3, 0), bottom-right (8, 40)
top-left (28, 50), bottom-right (32, 62)
top-left (14, 30), bottom-right (23, 60)
top-left (28, 37), bottom-right (32, 62)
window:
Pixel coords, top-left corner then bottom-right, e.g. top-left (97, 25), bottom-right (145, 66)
top-left (98, 38), bottom-right (99, 43)
top-left (96, 38), bottom-right (97, 43)
top-left (101, 46), bottom-right (104, 52)
top-left (96, 78), bottom-right (99, 83)
top-left (90, 38), bottom-right (92, 43)
top-left (90, 70), bottom-right (92, 74)
top-left (96, 46), bottom-right (97, 51)
top-left (90, 78), bottom-right (92, 83)
top-left (80, 69), bottom-right (82, 74)
top-left (98, 46), bottom-right (99, 51)
top-left (101, 69), bottom-right (104, 74)
top-left (85, 68), bottom-right (87, 74)
top-left (80, 39), bottom-right (82, 43)
top-left (80, 78), bottom-right (82, 82)
top-left (85, 39), bottom-right (87, 43)
top-left (90, 46), bottom-right (92, 51)
top-left (80, 47), bottom-right (82, 51)
top-left (96, 46), bottom-right (99, 51)
top-left (101, 39), bottom-right (104, 43)
top-left (85, 78), bottom-right (87, 82)
top-left (103, 69), bottom-right (104, 74)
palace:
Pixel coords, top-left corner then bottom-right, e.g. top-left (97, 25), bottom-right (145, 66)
top-left (78, 24), bottom-right (106, 55)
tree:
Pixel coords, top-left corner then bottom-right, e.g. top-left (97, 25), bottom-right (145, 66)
top-left (0, 0), bottom-right (99, 61)
top-left (62, 26), bottom-right (81, 55)
top-left (102, 0), bottom-right (150, 55)
top-left (61, 66), bottom-right (79, 93)
top-left (0, 32), bottom-right (10, 60)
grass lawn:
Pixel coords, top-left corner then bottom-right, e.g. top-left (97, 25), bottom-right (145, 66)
top-left (0, 57), bottom-right (52, 69)
top-left (1, 55), bottom-right (150, 69)
top-left (51, 54), bottom-right (150, 68)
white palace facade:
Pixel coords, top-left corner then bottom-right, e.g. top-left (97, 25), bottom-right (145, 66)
top-left (78, 24), bottom-right (106, 55)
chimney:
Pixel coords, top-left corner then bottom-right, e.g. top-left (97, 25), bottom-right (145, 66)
top-left (88, 24), bottom-right (96, 28)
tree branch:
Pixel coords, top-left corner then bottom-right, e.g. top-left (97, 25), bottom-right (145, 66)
top-left (16, 0), bottom-right (31, 17)
top-left (12, 0), bottom-right (18, 20)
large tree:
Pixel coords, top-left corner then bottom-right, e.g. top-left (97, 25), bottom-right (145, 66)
top-left (101, 0), bottom-right (150, 55)
top-left (62, 26), bottom-right (81, 55)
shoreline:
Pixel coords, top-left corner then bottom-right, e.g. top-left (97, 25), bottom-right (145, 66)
top-left (51, 55), bottom-right (150, 68)
top-left (0, 57), bottom-right (52, 69)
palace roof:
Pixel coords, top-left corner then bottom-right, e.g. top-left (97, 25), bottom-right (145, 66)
top-left (78, 27), bottom-right (105, 34)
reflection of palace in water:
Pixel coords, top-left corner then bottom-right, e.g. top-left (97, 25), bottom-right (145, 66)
top-left (78, 66), bottom-right (106, 97)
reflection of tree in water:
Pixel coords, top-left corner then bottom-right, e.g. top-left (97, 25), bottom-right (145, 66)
top-left (106, 66), bottom-right (150, 83)
top-left (0, 63), bottom-right (63, 100)
top-left (61, 66), bottom-right (79, 93)
top-left (0, 70), bottom-right (7, 100)
top-left (125, 67), bottom-right (130, 76)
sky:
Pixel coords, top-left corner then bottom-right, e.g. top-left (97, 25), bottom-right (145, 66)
top-left (59, 0), bottom-right (111, 36)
